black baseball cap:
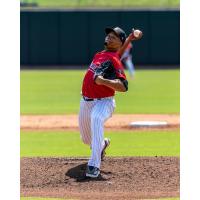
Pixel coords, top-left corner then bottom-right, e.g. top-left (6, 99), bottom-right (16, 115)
top-left (105, 27), bottom-right (127, 44)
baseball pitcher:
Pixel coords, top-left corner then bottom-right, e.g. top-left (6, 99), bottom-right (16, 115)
top-left (78, 27), bottom-right (142, 178)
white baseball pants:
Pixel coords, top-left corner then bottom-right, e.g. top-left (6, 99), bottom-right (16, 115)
top-left (78, 97), bottom-right (115, 169)
top-left (124, 57), bottom-right (135, 78)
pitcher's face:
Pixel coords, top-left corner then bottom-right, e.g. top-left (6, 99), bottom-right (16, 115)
top-left (104, 32), bottom-right (122, 51)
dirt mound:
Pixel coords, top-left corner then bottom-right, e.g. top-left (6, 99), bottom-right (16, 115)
top-left (21, 157), bottom-right (179, 199)
top-left (21, 114), bottom-right (180, 131)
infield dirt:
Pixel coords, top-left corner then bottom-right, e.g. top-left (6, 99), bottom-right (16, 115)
top-left (21, 157), bottom-right (179, 200)
top-left (21, 114), bottom-right (179, 131)
top-left (21, 114), bottom-right (180, 199)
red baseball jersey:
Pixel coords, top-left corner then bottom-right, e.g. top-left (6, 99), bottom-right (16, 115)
top-left (82, 50), bottom-right (127, 98)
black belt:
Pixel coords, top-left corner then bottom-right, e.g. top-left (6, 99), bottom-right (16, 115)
top-left (83, 96), bottom-right (101, 101)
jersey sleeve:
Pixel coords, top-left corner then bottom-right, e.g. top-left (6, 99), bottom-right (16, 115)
top-left (115, 67), bottom-right (127, 80)
top-left (111, 56), bottom-right (127, 80)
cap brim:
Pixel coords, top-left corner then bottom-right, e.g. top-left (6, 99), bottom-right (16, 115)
top-left (105, 27), bottom-right (117, 35)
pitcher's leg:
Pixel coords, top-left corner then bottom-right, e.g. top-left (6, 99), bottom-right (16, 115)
top-left (126, 57), bottom-right (135, 78)
top-left (88, 99), bottom-right (114, 168)
top-left (78, 99), bottom-right (93, 145)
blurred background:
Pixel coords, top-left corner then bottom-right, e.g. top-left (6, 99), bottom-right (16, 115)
top-left (20, 0), bottom-right (179, 8)
top-left (20, 0), bottom-right (180, 69)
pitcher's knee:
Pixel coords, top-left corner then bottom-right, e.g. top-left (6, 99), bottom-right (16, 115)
top-left (91, 115), bottom-right (103, 125)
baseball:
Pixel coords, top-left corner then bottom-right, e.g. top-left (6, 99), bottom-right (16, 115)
top-left (134, 30), bottom-right (141, 37)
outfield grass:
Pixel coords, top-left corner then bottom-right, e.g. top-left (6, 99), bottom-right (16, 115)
top-left (23, 0), bottom-right (180, 8)
top-left (20, 69), bottom-right (180, 114)
top-left (20, 130), bottom-right (180, 157)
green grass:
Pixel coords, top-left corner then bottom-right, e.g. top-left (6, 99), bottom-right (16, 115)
top-left (20, 130), bottom-right (180, 157)
top-left (20, 69), bottom-right (180, 114)
top-left (22, 0), bottom-right (180, 8)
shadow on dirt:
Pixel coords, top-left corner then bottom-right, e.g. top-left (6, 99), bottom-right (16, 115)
top-left (65, 163), bottom-right (109, 182)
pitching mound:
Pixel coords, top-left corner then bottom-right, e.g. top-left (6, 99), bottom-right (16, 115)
top-left (21, 157), bottom-right (179, 199)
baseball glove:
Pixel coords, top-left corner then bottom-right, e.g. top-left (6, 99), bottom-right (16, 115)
top-left (94, 60), bottom-right (117, 81)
